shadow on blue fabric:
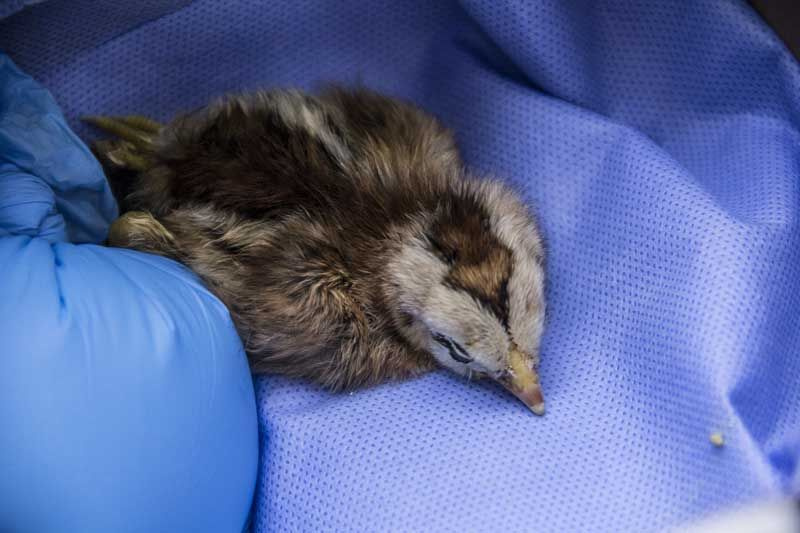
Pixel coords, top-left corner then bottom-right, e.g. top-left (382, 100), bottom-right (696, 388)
top-left (0, 1), bottom-right (798, 532)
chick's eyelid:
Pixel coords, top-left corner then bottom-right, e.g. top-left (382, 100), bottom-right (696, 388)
top-left (451, 340), bottom-right (471, 360)
top-left (432, 333), bottom-right (473, 363)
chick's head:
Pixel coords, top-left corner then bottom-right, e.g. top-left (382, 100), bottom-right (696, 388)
top-left (388, 180), bottom-right (547, 414)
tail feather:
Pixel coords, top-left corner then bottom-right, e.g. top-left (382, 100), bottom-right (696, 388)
top-left (82, 115), bottom-right (160, 150)
top-left (83, 114), bottom-right (164, 208)
top-left (94, 138), bottom-right (150, 171)
top-left (116, 115), bottom-right (162, 134)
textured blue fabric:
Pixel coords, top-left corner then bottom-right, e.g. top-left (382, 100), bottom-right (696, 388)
top-left (0, 0), bottom-right (42, 20)
top-left (2, 1), bottom-right (798, 532)
top-left (0, 53), bottom-right (258, 532)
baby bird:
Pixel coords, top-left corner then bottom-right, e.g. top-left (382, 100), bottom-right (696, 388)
top-left (85, 86), bottom-right (548, 414)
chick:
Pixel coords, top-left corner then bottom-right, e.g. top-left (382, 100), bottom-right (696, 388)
top-left (85, 87), bottom-right (548, 414)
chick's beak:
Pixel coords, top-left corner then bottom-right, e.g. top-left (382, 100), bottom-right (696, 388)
top-left (500, 348), bottom-right (545, 415)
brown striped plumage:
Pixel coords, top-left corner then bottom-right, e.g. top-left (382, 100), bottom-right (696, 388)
top-left (87, 86), bottom-right (548, 413)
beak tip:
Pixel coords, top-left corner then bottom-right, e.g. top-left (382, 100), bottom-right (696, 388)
top-left (502, 348), bottom-right (546, 416)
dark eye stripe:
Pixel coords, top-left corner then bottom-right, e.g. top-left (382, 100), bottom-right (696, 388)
top-left (432, 333), bottom-right (473, 363)
top-left (450, 340), bottom-right (471, 360)
top-left (427, 236), bottom-right (457, 265)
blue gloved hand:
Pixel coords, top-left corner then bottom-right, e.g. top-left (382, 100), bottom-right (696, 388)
top-left (0, 53), bottom-right (258, 533)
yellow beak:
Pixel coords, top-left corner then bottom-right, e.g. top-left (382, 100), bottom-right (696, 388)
top-left (500, 348), bottom-right (545, 415)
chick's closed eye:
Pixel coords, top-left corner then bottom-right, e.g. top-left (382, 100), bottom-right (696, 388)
top-left (432, 333), bottom-right (473, 363)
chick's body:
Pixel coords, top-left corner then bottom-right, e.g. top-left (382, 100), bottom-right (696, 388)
top-left (92, 87), bottom-right (548, 411)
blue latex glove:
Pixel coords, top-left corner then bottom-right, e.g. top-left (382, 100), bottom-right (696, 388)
top-left (0, 53), bottom-right (258, 533)
top-left (0, 52), bottom-right (117, 243)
